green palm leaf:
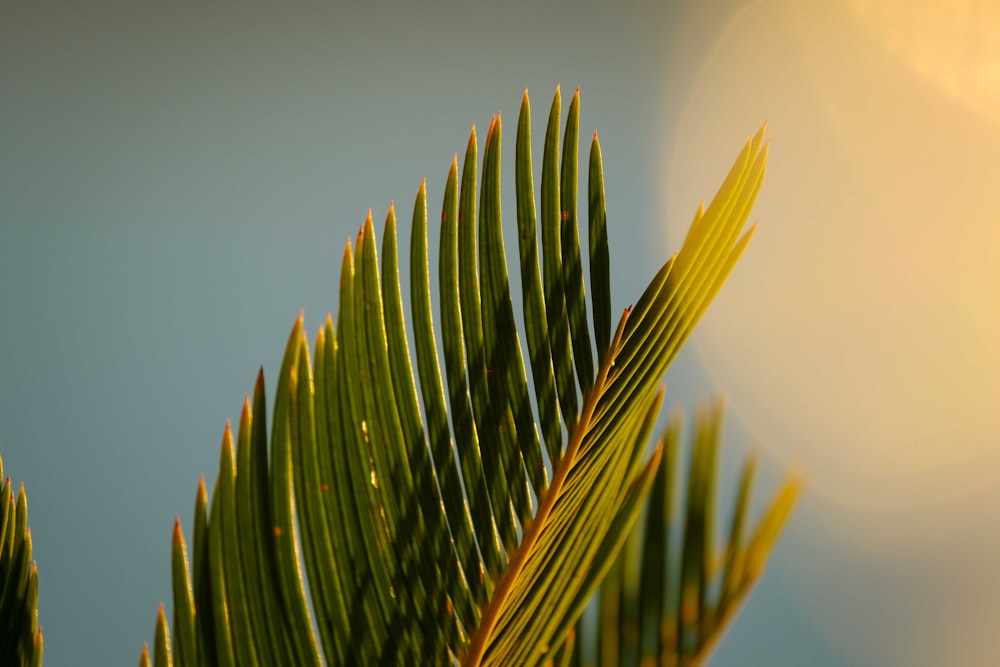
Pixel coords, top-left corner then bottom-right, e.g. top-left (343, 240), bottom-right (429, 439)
top-left (143, 86), bottom-right (784, 667)
top-left (0, 454), bottom-right (43, 667)
top-left (556, 403), bottom-right (801, 667)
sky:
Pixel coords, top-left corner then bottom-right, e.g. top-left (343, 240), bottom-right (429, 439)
top-left (2, 1), bottom-right (998, 665)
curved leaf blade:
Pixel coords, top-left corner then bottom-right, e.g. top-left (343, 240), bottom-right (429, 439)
top-left (514, 90), bottom-right (563, 466)
top-left (560, 88), bottom-right (596, 395)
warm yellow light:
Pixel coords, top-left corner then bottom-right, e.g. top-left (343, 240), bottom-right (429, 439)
top-left (662, 0), bottom-right (1000, 509)
top-left (659, 2), bottom-right (1000, 661)
top-left (850, 0), bottom-right (1000, 125)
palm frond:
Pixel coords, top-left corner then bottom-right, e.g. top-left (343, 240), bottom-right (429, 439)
top-left (0, 454), bottom-right (43, 667)
top-left (143, 86), bottom-right (783, 667)
top-left (554, 403), bottom-right (801, 666)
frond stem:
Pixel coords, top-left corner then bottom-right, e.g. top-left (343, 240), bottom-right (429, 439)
top-left (461, 306), bottom-right (632, 666)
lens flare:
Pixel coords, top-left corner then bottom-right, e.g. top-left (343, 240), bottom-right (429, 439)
top-left (662, 0), bottom-right (1000, 510)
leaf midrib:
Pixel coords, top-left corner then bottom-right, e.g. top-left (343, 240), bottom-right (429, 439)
top-left (460, 306), bottom-right (631, 666)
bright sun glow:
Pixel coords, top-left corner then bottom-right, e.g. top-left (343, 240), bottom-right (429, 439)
top-left (850, 0), bottom-right (1000, 125)
top-left (663, 0), bottom-right (1000, 511)
top-left (659, 2), bottom-right (1000, 662)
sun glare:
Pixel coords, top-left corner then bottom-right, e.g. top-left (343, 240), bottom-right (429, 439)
top-left (663, 0), bottom-right (1000, 510)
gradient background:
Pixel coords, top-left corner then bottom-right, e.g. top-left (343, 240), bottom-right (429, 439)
top-left (2, 1), bottom-right (997, 665)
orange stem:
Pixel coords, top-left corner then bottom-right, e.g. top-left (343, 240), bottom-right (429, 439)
top-left (461, 306), bottom-right (632, 666)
